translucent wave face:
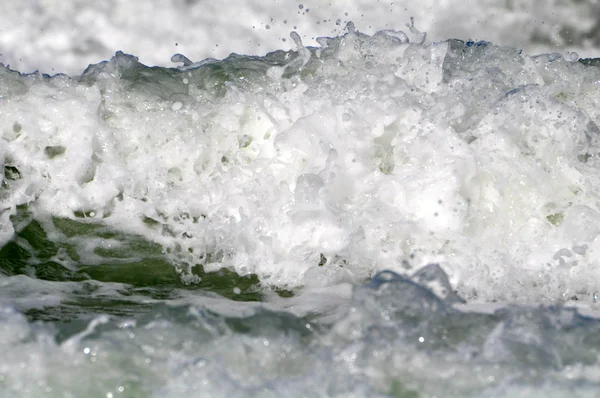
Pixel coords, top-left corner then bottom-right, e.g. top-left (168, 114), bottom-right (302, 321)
top-left (3, 28), bottom-right (600, 307)
top-left (2, 267), bottom-right (600, 397)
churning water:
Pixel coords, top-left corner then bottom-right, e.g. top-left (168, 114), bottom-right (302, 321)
top-left (3, 21), bottom-right (600, 397)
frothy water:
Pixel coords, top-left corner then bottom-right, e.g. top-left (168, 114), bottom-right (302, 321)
top-left (2, 25), bottom-right (600, 396)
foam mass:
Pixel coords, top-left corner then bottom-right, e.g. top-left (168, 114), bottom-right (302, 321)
top-left (3, 28), bottom-right (600, 305)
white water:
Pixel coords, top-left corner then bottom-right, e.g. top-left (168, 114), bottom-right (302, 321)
top-left (4, 27), bottom-right (600, 304)
top-left (3, 2), bottom-right (600, 397)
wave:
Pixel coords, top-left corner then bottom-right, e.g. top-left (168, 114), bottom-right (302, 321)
top-left (2, 25), bottom-right (600, 396)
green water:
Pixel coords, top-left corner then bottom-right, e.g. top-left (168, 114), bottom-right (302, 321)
top-left (0, 205), bottom-right (283, 330)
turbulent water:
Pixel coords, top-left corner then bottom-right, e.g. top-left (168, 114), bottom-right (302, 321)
top-left (3, 24), bottom-right (600, 396)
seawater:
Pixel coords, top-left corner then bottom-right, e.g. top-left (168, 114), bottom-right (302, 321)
top-left (2, 25), bottom-right (600, 397)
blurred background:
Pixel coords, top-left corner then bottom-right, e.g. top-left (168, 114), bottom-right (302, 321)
top-left (1, 0), bottom-right (600, 75)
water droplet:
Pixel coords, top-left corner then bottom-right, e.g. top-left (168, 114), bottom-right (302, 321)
top-left (290, 31), bottom-right (303, 49)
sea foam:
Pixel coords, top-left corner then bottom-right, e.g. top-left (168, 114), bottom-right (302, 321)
top-left (2, 27), bottom-right (600, 306)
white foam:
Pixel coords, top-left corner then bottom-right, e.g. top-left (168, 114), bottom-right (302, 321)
top-left (3, 8), bottom-right (600, 396)
top-left (3, 27), bottom-right (600, 306)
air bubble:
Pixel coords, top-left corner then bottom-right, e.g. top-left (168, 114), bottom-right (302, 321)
top-left (567, 52), bottom-right (579, 62)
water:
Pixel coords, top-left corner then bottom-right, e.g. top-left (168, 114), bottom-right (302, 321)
top-left (2, 24), bottom-right (600, 396)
